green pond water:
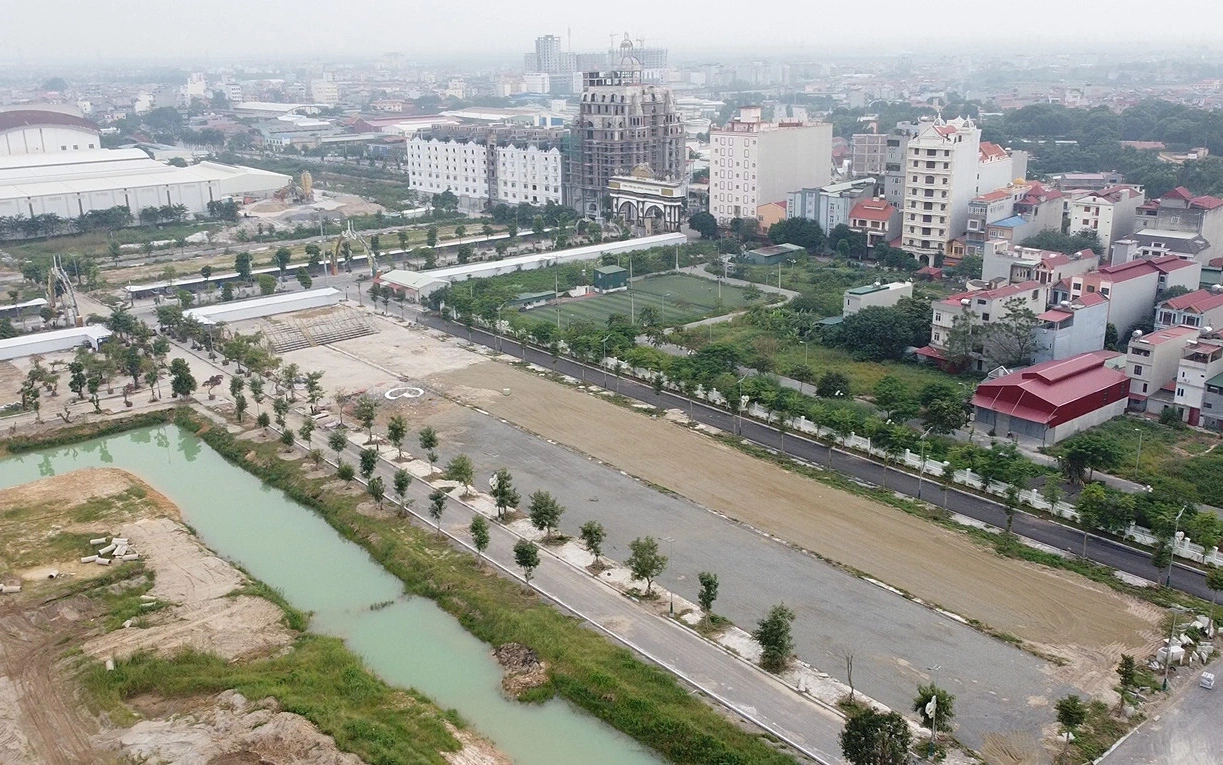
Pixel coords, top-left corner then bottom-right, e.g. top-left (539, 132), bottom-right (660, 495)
top-left (0, 425), bottom-right (660, 765)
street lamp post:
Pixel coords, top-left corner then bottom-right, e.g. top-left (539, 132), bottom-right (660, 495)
top-left (917, 428), bottom-right (933, 500)
top-left (736, 375), bottom-right (747, 435)
top-left (798, 341), bottom-right (808, 394)
top-left (1167, 504), bottom-right (1187, 588)
top-left (1163, 605), bottom-right (1190, 690)
top-left (1134, 428), bottom-right (1144, 472)
top-left (661, 536), bottom-right (676, 615)
top-left (601, 334), bottom-right (611, 388)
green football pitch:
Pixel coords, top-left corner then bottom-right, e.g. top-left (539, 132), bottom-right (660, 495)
top-left (527, 273), bottom-right (756, 328)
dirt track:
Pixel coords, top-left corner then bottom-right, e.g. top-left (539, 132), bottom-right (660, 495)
top-left (430, 360), bottom-right (1160, 667)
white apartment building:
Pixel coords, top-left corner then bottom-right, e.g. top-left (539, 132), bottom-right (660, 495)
top-left (405, 136), bottom-right (563, 207)
top-left (1067, 185), bottom-right (1145, 251)
top-left (900, 117), bottom-right (1020, 263)
top-left (407, 138), bottom-right (489, 199)
top-left (310, 76), bottom-right (340, 106)
top-left (495, 144), bottom-right (563, 206)
top-left (1173, 338), bottom-right (1223, 426)
top-left (1126, 325), bottom-right (1199, 410)
top-left (843, 281), bottom-right (912, 316)
top-left (709, 106), bottom-right (832, 226)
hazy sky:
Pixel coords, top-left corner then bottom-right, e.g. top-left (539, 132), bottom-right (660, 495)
top-left (8, 0), bottom-right (1223, 65)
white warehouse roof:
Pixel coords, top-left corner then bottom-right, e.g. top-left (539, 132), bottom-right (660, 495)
top-left (0, 325), bottom-right (111, 361)
top-left (379, 233), bottom-right (687, 298)
top-left (0, 149), bottom-right (289, 219)
top-left (184, 287), bottom-right (342, 325)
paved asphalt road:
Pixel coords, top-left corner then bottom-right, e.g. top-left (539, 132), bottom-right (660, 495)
top-left (418, 314), bottom-right (1213, 603)
top-left (430, 396), bottom-right (1075, 752)
top-left (325, 428), bottom-right (848, 765)
top-left (1102, 664), bottom-right (1222, 764)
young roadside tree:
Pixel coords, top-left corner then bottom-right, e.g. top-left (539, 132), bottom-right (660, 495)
top-left (255, 411), bottom-right (271, 430)
top-left (386, 414), bottom-right (408, 460)
top-left (272, 396), bottom-right (290, 430)
top-left (1151, 540), bottom-right (1173, 586)
top-left (328, 429), bottom-right (347, 464)
top-left (419, 425), bottom-right (439, 465)
top-left (872, 375), bottom-right (914, 420)
top-left (1055, 695), bottom-right (1088, 756)
top-left (513, 539), bottom-right (540, 583)
top-left (298, 418), bottom-right (316, 444)
top-left (358, 447), bottom-right (379, 481)
top-left (367, 475), bottom-right (385, 509)
top-left (470, 515), bottom-right (490, 563)
top-left (1206, 566), bottom-right (1223, 632)
top-left (279, 428), bottom-right (295, 451)
top-left (234, 393), bottom-right (248, 423)
top-left (392, 468), bottom-right (411, 514)
top-left (912, 683), bottom-right (956, 744)
top-left (169, 358), bottom-right (196, 399)
top-left (490, 467), bottom-right (519, 520)
top-left (754, 603), bottom-right (796, 673)
top-left (1116, 654), bottom-right (1137, 689)
top-left (528, 490), bottom-right (565, 540)
top-left (1057, 433), bottom-right (1124, 485)
top-left (579, 520), bottom-right (606, 566)
top-left (697, 572), bottom-right (719, 623)
top-left (337, 462), bottom-right (355, 482)
top-left (444, 454), bottom-right (475, 494)
top-left (304, 371), bottom-right (325, 414)
top-left (355, 397), bottom-right (378, 443)
top-left (839, 709), bottom-right (912, 765)
top-left (428, 489), bottom-right (446, 534)
top-left (627, 536), bottom-right (668, 596)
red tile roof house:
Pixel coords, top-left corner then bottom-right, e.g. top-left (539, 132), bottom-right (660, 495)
top-left (971, 351), bottom-right (1130, 444)
top-left (1154, 288), bottom-right (1223, 332)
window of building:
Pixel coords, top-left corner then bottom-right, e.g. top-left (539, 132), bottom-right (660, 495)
top-left (981, 313), bottom-right (990, 321)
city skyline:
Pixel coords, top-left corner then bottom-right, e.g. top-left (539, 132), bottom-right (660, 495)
top-left (8, 0), bottom-right (1223, 65)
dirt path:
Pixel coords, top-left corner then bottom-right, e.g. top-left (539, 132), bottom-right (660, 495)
top-left (428, 360), bottom-right (1160, 661)
top-left (0, 598), bottom-right (103, 764)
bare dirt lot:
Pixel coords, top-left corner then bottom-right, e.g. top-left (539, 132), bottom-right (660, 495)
top-left (0, 469), bottom-right (343, 765)
top-left (429, 361), bottom-right (1162, 674)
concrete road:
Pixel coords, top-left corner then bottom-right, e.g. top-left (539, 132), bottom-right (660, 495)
top-left (419, 315), bottom-right (1214, 604)
top-left (1102, 665), bottom-right (1222, 764)
top-left (427, 394), bottom-right (1076, 752)
top-left (327, 432), bottom-right (848, 765)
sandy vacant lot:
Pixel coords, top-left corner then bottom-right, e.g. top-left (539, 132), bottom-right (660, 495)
top-left (434, 361), bottom-right (1161, 653)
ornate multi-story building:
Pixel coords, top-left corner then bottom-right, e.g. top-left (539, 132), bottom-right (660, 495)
top-left (569, 38), bottom-right (685, 218)
top-left (406, 125), bottom-right (566, 208)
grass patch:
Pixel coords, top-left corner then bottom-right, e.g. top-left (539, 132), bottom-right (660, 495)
top-left (1067, 699), bottom-right (1130, 762)
top-left (230, 578), bottom-right (311, 632)
top-left (82, 636), bottom-right (463, 765)
top-left (176, 409), bottom-right (800, 765)
top-left (88, 567), bottom-right (172, 631)
top-left (1049, 416), bottom-right (1223, 503)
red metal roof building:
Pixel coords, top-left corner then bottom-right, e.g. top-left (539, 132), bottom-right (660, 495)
top-left (970, 351), bottom-right (1129, 443)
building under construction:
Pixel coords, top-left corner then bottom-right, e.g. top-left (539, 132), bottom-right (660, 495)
top-left (569, 37), bottom-right (685, 217)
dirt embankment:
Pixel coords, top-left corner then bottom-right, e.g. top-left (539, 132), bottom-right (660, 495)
top-left (104, 690), bottom-right (364, 765)
top-left (0, 470), bottom-right (335, 765)
top-left (430, 360), bottom-right (1162, 682)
